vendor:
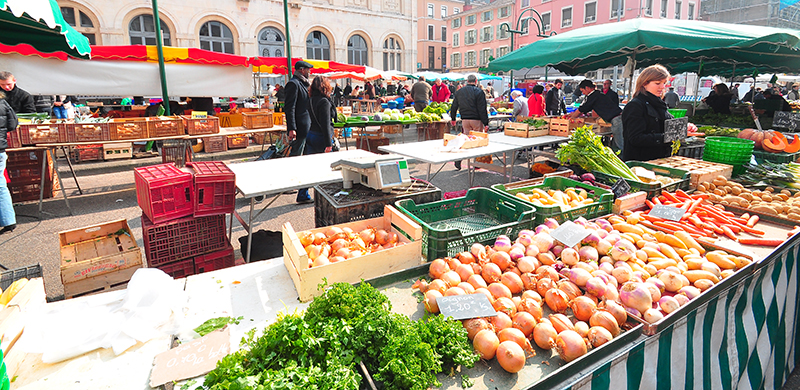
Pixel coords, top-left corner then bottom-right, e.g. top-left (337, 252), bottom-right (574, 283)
top-left (702, 83), bottom-right (733, 114)
top-left (511, 90), bottom-right (528, 118)
top-left (620, 64), bottom-right (673, 162)
top-left (568, 79), bottom-right (624, 152)
top-left (761, 88), bottom-right (792, 115)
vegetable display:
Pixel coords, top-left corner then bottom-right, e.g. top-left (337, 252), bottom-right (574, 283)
top-left (296, 226), bottom-right (404, 268)
top-left (739, 161), bottom-right (800, 190)
top-left (556, 126), bottom-right (639, 181)
top-left (738, 129), bottom-right (799, 153)
top-left (694, 176), bottom-right (800, 223)
top-left (423, 102), bottom-right (451, 116)
top-left (522, 118), bottom-right (549, 128)
top-left (201, 282), bottom-right (478, 390)
top-left (512, 187), bottom-right (594, 211)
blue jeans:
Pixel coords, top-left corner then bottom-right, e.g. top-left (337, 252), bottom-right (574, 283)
top-left (52, 106), bottom-right (68, 119)
top-left (0, 153), bottom-right (16, 227)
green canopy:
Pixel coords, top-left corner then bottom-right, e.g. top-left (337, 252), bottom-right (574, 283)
top-left (0, 0), bottom-right (91, 59)
top-left (486, 19), bottom-right (800, 76)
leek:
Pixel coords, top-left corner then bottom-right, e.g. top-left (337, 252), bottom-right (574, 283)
top-left (555, 125), bottom-right (639, 181)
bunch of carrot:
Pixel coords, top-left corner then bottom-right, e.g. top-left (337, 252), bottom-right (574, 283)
top-left (636, 189), bottom-right (785, 247)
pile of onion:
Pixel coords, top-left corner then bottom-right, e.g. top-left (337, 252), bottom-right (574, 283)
top-left (297, 226), bottom-right (401, 268)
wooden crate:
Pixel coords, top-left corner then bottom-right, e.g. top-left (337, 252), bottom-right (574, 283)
top-left (242, 111), bottom-right (274, 129)
top-left (109, 118), bottom-right (148, 140)
top-left (251, 131), bottom-right (277, 145)
top-left (103, 143), bottom-right (133, 160)
top-left (283, 205), bottom-right (424, 302)
top-left (63, 265), bottom-right (141, 299)
top-left (202, 135), bottom-right (228, 153)
top-left (147, 117), bottom-right (184, 138)
top-left (217, 113), bottom-right (243, 128)
top-left (503, 122), bottom-right (549, 138)
top-left (548, 117), bottom-right (584, 137)
top-left (646, 156), bottom-right (733, 189)
top-left (59, 219), bottom-right (143, 296)
top-left (180, 115), bottom-right (220, 135)
top-left (227, 134), bottom-right (249, 149)
top-left (443, 131), bottom-right (489, 149)
top-left (336, 106), bottom-right (353, 116)
top-left (381, 124), bottom-right (403, 134)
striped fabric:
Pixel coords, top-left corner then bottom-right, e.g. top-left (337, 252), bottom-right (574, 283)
top-left (567, 244), bottom-right (799, 390)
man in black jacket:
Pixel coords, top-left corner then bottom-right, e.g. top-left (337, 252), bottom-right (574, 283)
top-left (449, 74), bottom-right (489, 170)
top-left (284, 61), bottom-right (314, 203)
top-left (545, 79), bottom-right (566, 116)
top-left (0, 72), bottom-right (35, 114)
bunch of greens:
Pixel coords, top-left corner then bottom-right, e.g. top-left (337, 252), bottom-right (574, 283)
top-left (522, 118), bottom-right (549, 128)
top-left (201, 282), bottom-right (479, 390)
top-left (739, 161), bottom-right (800, 189)
top-left (695, 125), bottom-right (740, 137)
top-left (690, 113), bottom-right (755, 128)
top-left (423, 102), bottom-right (451, 115)
top-left (555, 125), bottom-right (638, 180)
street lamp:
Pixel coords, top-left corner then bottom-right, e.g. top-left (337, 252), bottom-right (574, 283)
top-left (499, 8), bottom-right (555, 90)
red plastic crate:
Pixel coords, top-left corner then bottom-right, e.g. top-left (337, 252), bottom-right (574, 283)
top-left (66, 122), bottom-right (111, 142)
top-left (142, 213), bottom-right (228, 267)
top-left (134, 163), bottom-right (194, 224)
top-left (187, 161), bottom-right (236, 217)
top-left (155, 258), bottom-right (195, 279)
top-left (194, 245), bottom-right (235, 274)
top-left (18, 122), bottom-right (67, 145)
top-left (7, 129), bottom-right (21, 149)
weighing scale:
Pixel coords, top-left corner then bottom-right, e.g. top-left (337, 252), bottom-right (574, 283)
top-left (331, 155), bottom-right (412, 192)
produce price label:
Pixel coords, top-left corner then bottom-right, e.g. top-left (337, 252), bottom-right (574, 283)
top-left (663, 117), bottom-right (689, 143)
top-left (436, 293), bottom-right (497, 320)
top-left (649, 204), bottom-right (685, 221)
top-left (550, 220), bottom-right (590, 248)
top-left (611, 178), bottom-right (631, 198)
top-left (773, 111), bottom-right (800, 131)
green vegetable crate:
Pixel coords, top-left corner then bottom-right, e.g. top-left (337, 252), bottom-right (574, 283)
top-left (751, 149), bottom-right (800, 164)
top-left (592, 161), bottom-right (690, 199)
top-left (491, 177), bottom-right (613, 225)
top-left (395, 188), bottom-right (535, 261)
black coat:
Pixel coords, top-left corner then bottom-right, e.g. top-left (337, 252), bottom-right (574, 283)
top-left (5, 86), bottom-right (35, 114)
top-left (284, 76), bottom-right (311, 136)
top-left (0, 99), bottom-right (19, 153)
top-left (308, 94), bottom-right (335, 151)
top-left (621, 91), bottom-right (673, 162)
top-left (450, 85), bottom-right (489, 125)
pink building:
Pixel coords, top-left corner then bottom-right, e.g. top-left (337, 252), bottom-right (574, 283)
top-left (417, 0), bottom-right (467, 72)
top-left (445, 0), bottom-right (700, 74)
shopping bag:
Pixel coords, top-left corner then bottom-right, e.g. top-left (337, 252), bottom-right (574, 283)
top-left (256, 132), bottom-right (292, 161)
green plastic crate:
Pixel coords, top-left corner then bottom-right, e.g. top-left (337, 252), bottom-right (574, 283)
top-left (395, 188), bottom-right (535, 261)
top-left (668, 109), bottom-right (687, 118)
top-left (592, 161), bottom-right (690, 199)
top-left (751, 149), bottom-right (800, 164)
top-left (491, 177), bottom-right (613, 225)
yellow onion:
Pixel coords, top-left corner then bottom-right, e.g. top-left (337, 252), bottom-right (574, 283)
top-left (549, 313), bottom-right (574, 334)
top-left (517, 298), bottom-right (543, 322)
top-left (512, 311), bottom-right (537, 337)
top-left (589, 310), bottom-right (620, 337)
top-left (545, 288), bottom-right (570, 313)
top-left (533, 322), bottom-right (558, 349)
top-left (587, 326), bottom-right (613, 348)
top-left (496, 341), bottom-right (527, 373)
top-left (573, 321), bottom-right (590, 338)
top-left (601, 300), bottom-right (628, 326)
top-left (473, 329), bottom-right (500, 360)
top-left (423, 290), bottom-right (443, 313)
top-left (490, 312), bottom-right (513, 332)
top-left (497, 328), bottom-right (534, 355)
top-left (501, 272), bottom-right (524, 294)
top-left (554, 330), bottom-right (587, 362)
top-left (493, 297), bottom-right (517, 317)
top-left (429, 259), bottom-right (449, 279)
top-left (462, 317), bottom-right (492, 340)
top-left (570, 295), bottom-right (597, 322)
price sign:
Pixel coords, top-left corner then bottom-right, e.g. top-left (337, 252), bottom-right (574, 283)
top-left (663, 117), bottom-right (689, 143)
top-left (191, 111), bottom-right (208, 119)
top-left (436, 293), bottom-right (497, 320)
top-left (611, 178), bottom-right (631, 198)
top-left (773, 111), bottom-right (800, 131)
top-left (550, 220), bottom-right (590, 248)
top-left (649, 204), bottom-right (685, 221)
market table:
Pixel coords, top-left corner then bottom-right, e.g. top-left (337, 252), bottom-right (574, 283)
top-left (226, 149), bottom-right (378, 263)
top-left (486, 133), bottom-right (569, 172)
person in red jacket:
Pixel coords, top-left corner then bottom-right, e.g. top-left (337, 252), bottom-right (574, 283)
top-left (431, 78), bottom-right (451, 103)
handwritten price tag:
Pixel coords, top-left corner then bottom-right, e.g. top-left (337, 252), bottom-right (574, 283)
top-left (649, 204), bottom-right (685, 221)
top-left (436, 293), bottom-right (497, 320)
top-left (150, 327), bottom-right (231, 388)
top-left (611, 178), bottom-right (631, 198)
top-left (550, 220), bottom-right (590, 248)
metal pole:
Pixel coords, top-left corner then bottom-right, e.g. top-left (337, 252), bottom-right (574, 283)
top-left (283, 0), bottom-right (293, 78)
top-left (692, 60), bottom-right (702, 116)
top-left (151, 0), bottom-right (170, 115)
top-left (612, 0), bottom-right (623, 92)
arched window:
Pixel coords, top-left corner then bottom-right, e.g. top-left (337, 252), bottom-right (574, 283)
top-left (258, 27), bottom-right (285, 57)
top-left (129, 15), bottom-right (171, 46)
top-left (347, 35), bottom-right (368, 66)
top-left (59, 5), bottom-right (100, 44)
top-left (382, 37), bottom-right (402, 71)
top-left (306, 31), bottom-right (330, 60)
top-left (199, 21), bottom-right (234, 54)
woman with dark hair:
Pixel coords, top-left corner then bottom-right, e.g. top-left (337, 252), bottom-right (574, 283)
top-left (621, 64), bottom-right (673, 161)
top-left (528, 84), bottom-right (546, 116)
top-left (307, 76), bottom-right (337, 154)
top-left (703, 83), bottom-right (733, 114)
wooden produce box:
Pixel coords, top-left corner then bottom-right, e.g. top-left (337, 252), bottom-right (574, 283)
top-left (227, 134), bottom-right (249, 149)
top-left (283, 205), bottom-right (423, 302)
top-left (646, 156), bottom-right (733, 189)
top-left (242, 111), bottom-right (274, 129)
top-left (203, 135), bottom-right (228, 153)
top-left (109, 118), bottom-right (148, 140)
top-left (273, 112), bottom-right (285, 126)
top-left (103, 143), bottom-right (133, 160)
top-left (59, 219), bottom-right (143, 298)
top-left (147, 116), bottom-right (184, 138)
top-left (181, 115), bottom-right (220, 135)
top-left (504, 122), bottom-right (548, 138)
top-left (217, 113), bottom-right (243, 128)
top-left (443, 131), bottom-right (489, 149)
top-left (549, 117), bottom-right (584, 137)
top-left (381, 124), bottom-right (403, 134)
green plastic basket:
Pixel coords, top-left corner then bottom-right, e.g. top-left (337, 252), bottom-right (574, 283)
top-left (702, 136), bottom-right (754, 175)
top-left (592, 161), bottom-right (691, 199)
top-left (752, 149), bottom-right (800, 164)
top-left (491, 177), bottom-right (614, 225)
top-left (395, 188), bottom-right (535, 261)
top-left (668, 109), bottom-right (687, 118)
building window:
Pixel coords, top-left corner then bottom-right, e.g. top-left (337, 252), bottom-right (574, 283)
top-left (497, 46), bottom-right (509, 57)
top-left (467, 14), bottom-right (477, 25)
top-left (453, 32), bottom-right (460, 47)
top-left (660, 0), bottom-right (668, 17)
top-left (675, 0), bottom-right (681, 18)
top-left (499, 6), bottom-right (510, 18)
top-left (688, 2), bottom-right (695, 19)
top-left (454, 7), bottom-right (460, 14)
top-left (561, 7), bottom-right (572, 28)
top-left (442, 26), bottom-right (447, 41)
top-left (465, 51), bottom-right (476, 67)
top-left (479, 48), bottom-right (492, 66)
top-left (441, 6), bottom-right (447, 18)
top-left (452, 18), bottom-right (462, 28)
top-left (429, 46), bottom-right (435, 69)
top-left (643, 0), bottom-right (653, 16)
top-left (306, 30), bottom-right (330, 60)
top-left (465, 29), bottom-right (477, 44)
top-left (542, 12), bottom-right (551, 31)
top-left (60, 6), bottom-right (99, 44)
top-left (452, 52), bottom-right (461, 68)
top-left (347, 34), bottom-right (368, 66)
top-left (498, 24), bottom-right (511, 39)
top-left (200, 21), bottom-right (234, 54)
top-left (611, 0), bottom-right (624, 19)
top-left (584, 2), bottom-right (597, 23)
top-left (481, 26), bottom-right (493, 42)
top-left (258, 27), bottom-right (285, 57)
top-left (428, 25), bottom-right (434, 40)
top-left (521, 18), bottom-right (530, 35)
top-left (482, 11), bottom-right (493, 22)
top-left (521, 0), bottom-right (530, 7)
top-left (441, 47), bottom-right (447, 68)
top-left (129, 15), bottom-right (171, 46)
top-left (383, 37), bottom-right (402, 71)
top-left (427, 4), bottom-right (434, 18)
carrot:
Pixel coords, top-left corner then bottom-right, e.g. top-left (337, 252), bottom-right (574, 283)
top-left (740, 213), bottom-right (750, 220)
top-left (675, 189), bottom-right (693, 200)
top-left (690, 193), bottom-right (709, 200)
top-left (653, 197), bottom-right (662, 205)
top-left (662, 191), bottom-right (681, 203)
top-left (686, 198), bottom-right (703, 216)
top-left (747, 215), bottom-right (759, 228)
top-left (737, 238), bottom-right (785, 247)
top-left (641, 213), bottom-right (664, 222)
top-left (721, 225), bottom-right (738, 241)
top-left (723, 224), bottom-right (741, 234)
top-left (645, 199), bottom-right (654, 209)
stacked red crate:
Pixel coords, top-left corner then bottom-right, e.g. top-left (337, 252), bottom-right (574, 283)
top-left (134, 163), bottom-right (194, 224)
top-left (186, 161), bottom-right (235, 217)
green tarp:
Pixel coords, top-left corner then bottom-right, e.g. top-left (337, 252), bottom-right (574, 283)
top-left (0, 0), bottom-right (91, 59)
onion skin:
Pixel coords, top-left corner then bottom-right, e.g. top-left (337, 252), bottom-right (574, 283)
top-left (498, 328), bottom-right (534, 354)
top-left (601, 300), bottom-right (628, 326)
top-left (488, 282), bottom-right (513, 300)
top-left (512, 311), bottom-right (537, 337)
top-left (517, 298), bottom-right (544, 322)
top-left (521, 289), bottom-right (542, 304)
top-left (471, 243), bottom-right (487, 261)
top-left (536, 278), bottom-right (557, 297)
top-left (570, 295), bottom-right (598, 322)
top-left (473, 329), bottom-right (500, 360)
top-left (490, 312), bottom-right (513, 332)
top-left (428, 279), bottom-right (448, 294)
top-left (549, 313), bottom-right (575, 334)
top-left (501, 272), bottom-right (524, 294)
top-left (429, 259), bottom-right (450, 279)
top-left (521, 273), bottom-right (537, 291)
top-left (496, 341), bottom-right (527, 373)
top-left (536, 265), bottom-right (559, 281)
top-left (462, 318), bottom-right (492, 340)
top-left (457, 251), bottom-right (476, 264)
top-left (455, 263), bottom-right (475, 282)
top-left (557, 280), bottom-right (582, 301)
top-left (493, 297), bottom-right (517, 317)
top-left (467, 274), bottom-right (488, 290)
top-left (424, 290), bottom-right (443, 313)
top-left (444, 286), bottom-right (467, 296)
top-left (554, 330), bottom-right (587, 362)
top-left (533, 322), bottom-right (558, 349)
top-left (490, 251), bottom-right (513, 270)
top-left (587, 326), bottom-right (613, 348)
top-left (589, 310), bottom-right (620, 337)
top-left (441, 271), bottom-right (462, 288)
top-left (545, 288), bottom-right (570, 313)
top-left (482, 262), bottom-right (503, 284)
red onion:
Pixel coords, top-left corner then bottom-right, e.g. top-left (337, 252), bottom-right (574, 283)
top-left (584, 276), bottom-right (608, 298)
top-left (619, 282), bottom-right (653, 315)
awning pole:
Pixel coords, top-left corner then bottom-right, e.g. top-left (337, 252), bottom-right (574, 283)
top-left (283, 0), bottom-right (293, 78)
top-left (692, 59), bottom-right (703, 116)
top-left (152, 0), bottom-right (170, 115)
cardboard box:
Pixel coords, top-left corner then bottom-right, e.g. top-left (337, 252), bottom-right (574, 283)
top-left (283, 205), bottom-right (424, 302)
top-left (103, 143), bottom-right (133, 160)
top-left (443, 131), bottom-right (489, 149)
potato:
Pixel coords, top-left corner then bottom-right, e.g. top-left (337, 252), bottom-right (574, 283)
top-left (707, 183), bottom-right (717, 191)
top-left (740, 193), bottom-right (754, 201)
top-left (730, 186), bottom-right (742, 196)
top-left (766, 186), bottom-right (775, 193)
top-left (714, 189), bottom-right (726, 196)
top-left (751, 205), bottom-right (778, 215)
top-left (697, 184), bottom-right (707, 192)
top-left (781, 189), bottom-right (792, 196)
top-left (761, 194), bottom-right (773, 202)
top-left (788, 212), bottom-right (800, 221)
top-left (713, 176), bottom-right (728, 186)
top-left (776, 193), bottom-right (790, 201)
